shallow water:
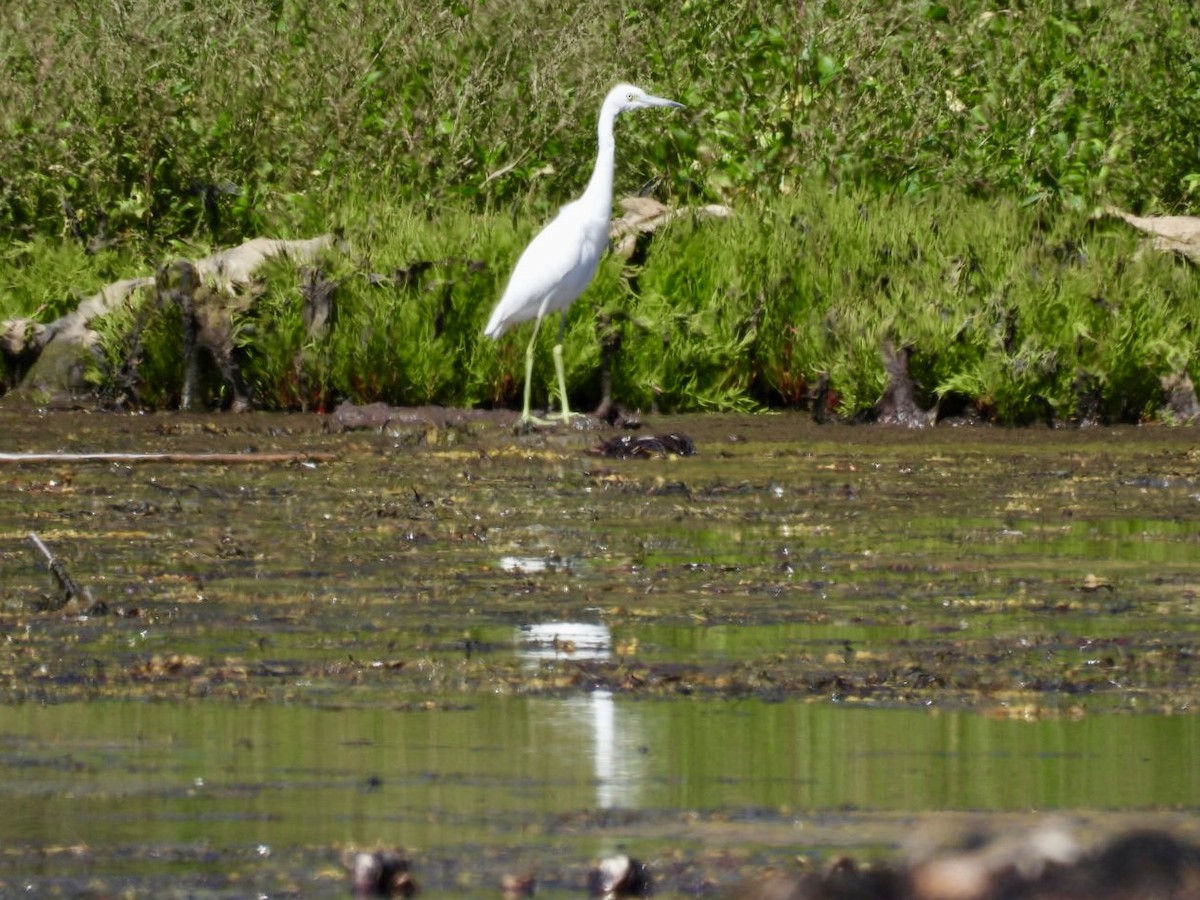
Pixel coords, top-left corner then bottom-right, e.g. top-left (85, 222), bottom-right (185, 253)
top-left (1, 410), bottom-right (1198, 895)
top-left (1, 697), bottom-right (1198, 894)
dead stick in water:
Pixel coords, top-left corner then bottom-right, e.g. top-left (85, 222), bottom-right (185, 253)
top-left (0, 451), bottom-right (337, 465)
top-left (27, 532), bottom-right (96, 610)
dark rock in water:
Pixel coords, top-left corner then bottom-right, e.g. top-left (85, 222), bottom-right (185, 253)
top-left (1011, 829), bottom-right (1200, 900)
top-left (908, 819), bottom-right (1081, 898)
top-left (827, 856), bottom-right (904, 898)
top-left (731, 856), bottom-right (906, 900)
top-left (344, 848), bottom-right (418, 897)
top-left (592, 432), bottom-right (697, 459)
top-left (501, 870), bottom-right (537, 899)
top-left (588, 854), bottom-right (650, 898)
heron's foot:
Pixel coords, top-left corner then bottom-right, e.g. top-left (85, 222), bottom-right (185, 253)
top-left (514, 411), bottom-right (566, 432)
top-left (555, 407), bottom-right (587, 424)
top-left (514, 409), bottom-right (591, 432)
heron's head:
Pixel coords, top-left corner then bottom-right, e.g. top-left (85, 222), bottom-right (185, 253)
top-left (607, 83), bottom-right (685, 114)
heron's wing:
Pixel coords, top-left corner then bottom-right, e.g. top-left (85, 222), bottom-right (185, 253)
top-left (484, 203), bottom-right (607, 338)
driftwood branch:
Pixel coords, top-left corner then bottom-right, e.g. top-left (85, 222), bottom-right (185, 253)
top-left (0, 235), bottom-right (334, 408)
top-left (0, 451), bottom-right (337, 465)
top-left (1103, 206), bottom-right (1200, 264)
top-left (27, 532), bottom-right (95, 611)
top-left (609, 196), bottom-right (733, 258)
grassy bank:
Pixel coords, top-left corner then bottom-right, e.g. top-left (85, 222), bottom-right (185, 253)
top-left (5, 188), bottom-right (1198, 423)
top-left (1, 0), bottom-right (1199, 421)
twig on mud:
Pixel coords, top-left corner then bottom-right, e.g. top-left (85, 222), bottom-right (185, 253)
top-left (27, 532), bottom-right (96, 611)
top-left (0, 451), bottom-right (338, 465)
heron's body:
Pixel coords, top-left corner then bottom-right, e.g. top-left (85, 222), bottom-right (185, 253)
top-left (483, 197), bottom-right (608, 339)
top-left (484, 83), bottom-right (683, 424)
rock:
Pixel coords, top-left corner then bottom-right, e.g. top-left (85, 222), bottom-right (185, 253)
top-left (588, 854), bottom-right (651, 898)
top-left (590, 432), bottom-right (697, 458)
top-left (343, 848), bottom-right (418, 897)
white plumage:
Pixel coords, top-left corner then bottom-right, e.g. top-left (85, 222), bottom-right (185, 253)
top-left (483, 200), bottom-right (608, 340)
top-left (485, 83), bottom-right (683, 424)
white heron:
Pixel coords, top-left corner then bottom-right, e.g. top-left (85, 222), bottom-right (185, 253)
top-left (484, 83), bottom-right (684, 425)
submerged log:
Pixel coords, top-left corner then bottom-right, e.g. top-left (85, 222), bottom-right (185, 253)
top-left (0, 235), bottom-right (332, 409)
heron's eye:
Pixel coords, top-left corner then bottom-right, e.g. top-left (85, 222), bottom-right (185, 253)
top-left (626, 92), bottom-right (636, 101)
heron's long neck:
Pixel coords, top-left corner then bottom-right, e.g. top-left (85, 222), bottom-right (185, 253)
top-left (581, 105), bottom-right (617, 213)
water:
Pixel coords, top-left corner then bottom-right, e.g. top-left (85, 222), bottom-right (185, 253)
top-left (1, 410), bottom-right (1199, 895)
top-left (1, 697), bottom-right (1196, 892)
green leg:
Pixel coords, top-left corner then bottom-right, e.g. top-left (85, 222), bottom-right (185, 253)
top-left (518, 314), bottom-right (559, 427)
top-left (521, 315), bottom-right (546, 424)
top-left (552, 342), bottom-right (571, 423)
top-left (517, 311), bottom-right (579, 427)
top-left (552, 311), bottom-right (576, 424)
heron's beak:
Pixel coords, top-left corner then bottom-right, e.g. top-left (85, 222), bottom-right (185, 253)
top-left (645, 95), bottom-right (685, 109)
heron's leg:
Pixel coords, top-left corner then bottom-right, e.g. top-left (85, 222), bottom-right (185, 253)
top-left (551, 344), bottom-right (571, 422)
top-left (552, 311), bottom-right (572, 423)
top-left (515, 314), bottom-right (563, 427)
top-left (521, 315), bottom-right (545, 423)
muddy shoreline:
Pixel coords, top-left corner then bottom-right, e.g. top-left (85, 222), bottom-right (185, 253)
top-left (2, 409), bottom-right (1199, 896)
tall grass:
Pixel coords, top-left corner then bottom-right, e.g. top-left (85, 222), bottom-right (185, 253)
top-left (30, 185), bottom-right (1191, 423)
top-left (3, 0), bottom-right (1198, 246)
top-left (2, 1), bottom-right (1198, 420)
top-left (615, 188), bottom-right (1200, 421)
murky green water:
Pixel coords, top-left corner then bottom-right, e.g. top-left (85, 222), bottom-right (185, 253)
top-left (1, 411), bottom-right (1199, 895)
top-left (1, 698), bottom-right (1197, 895)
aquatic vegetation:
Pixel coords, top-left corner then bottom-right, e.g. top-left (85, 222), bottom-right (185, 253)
top-left (3, 409), bottom-right (1200, 712)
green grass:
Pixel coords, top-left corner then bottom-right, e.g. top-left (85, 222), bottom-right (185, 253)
top-left (9, 185), bottom-right (1193, 424)
top-left (1, 0), bottom-right (1199, 420)
top-left (4, 0), bottom-right (1198, 242)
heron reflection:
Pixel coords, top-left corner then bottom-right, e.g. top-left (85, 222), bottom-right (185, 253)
top-left (517, 622), bottom-right (644, 809)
